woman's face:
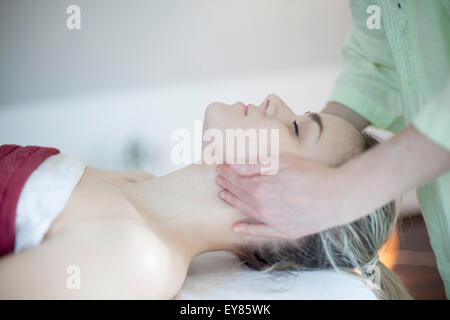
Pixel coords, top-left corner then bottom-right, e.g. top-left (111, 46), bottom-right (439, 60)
top-left (203, 94), bottom-right (364, 167)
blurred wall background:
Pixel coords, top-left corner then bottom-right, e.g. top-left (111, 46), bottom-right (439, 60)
top-left (0, 0), bottom-right (351, 174)
top-left (0, 1), bottom-right (435, 294)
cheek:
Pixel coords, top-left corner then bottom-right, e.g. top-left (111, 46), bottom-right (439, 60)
top-left (301, 138), bottom-right (344, 167)
top-left (202, 120), bottom-right (293, 165)
top-left (253, 128), bottom-right (304, 162)
top-left (278, 137), bottom-right (306, 157)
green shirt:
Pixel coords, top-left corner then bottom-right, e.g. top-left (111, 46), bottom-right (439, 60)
top-left (329, 0), bottom-right (450, 297)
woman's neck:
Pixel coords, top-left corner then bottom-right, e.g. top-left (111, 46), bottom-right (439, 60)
top-left (128, 164), bottom-right (251, 265)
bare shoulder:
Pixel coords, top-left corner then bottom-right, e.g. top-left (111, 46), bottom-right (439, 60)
top-left (117, 170), bottom-right (156, 182)
top-left (0, 218), bottom-right (177, 299)
top-left (87, 168), bottom-right (156, 183)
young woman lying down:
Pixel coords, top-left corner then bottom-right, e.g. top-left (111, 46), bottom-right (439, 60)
top-left (0, 94), bottom-right (411, 299)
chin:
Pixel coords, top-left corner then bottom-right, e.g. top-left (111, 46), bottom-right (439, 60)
top-left (203, 102), bottom-right (242, 132)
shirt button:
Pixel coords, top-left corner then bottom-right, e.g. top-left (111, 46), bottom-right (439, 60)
top-left (395, 2), bottom-right (407, 31)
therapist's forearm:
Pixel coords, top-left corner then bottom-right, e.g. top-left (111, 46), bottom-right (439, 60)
top-left (339, 124), bottom-right (450, 221)
top-left (321, 101), bottom-right (370, 132)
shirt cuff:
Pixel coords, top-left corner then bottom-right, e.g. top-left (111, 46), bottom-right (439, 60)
top-left (15, 153), bottom-right (86, 253)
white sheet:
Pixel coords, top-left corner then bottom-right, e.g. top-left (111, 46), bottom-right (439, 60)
top-left (175, 251), bottom-right (377, 300)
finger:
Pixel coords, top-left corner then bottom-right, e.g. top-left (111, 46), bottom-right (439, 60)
top-left (216, 175), bottom-right (253, 206)
top-left (232, 221), bottom-right (287, 239)
top-left (218, 189), bottom-right (262, 221)
top-left (216, 164), bottom-right (243, 185)
top-left (229, 164), bottom-right (262, 176)
top-left (217, 164), bottom-right (265, 189)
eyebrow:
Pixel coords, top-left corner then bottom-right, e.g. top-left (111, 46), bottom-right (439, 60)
top-left (307, 112), bottom-right (323, 139)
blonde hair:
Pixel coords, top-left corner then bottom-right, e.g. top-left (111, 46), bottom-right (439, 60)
top-left (234, 132), bottom-right (412, 300)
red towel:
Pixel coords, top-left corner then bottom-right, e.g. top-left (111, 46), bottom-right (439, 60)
top-left (0, 145), bottom-right (59, 257)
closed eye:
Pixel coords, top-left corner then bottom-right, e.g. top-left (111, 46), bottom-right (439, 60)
top-left (293, 120), bottom-right (299, 136)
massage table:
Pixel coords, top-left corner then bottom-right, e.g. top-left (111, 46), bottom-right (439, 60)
top-left (175, 251), bottom-right (377, 300)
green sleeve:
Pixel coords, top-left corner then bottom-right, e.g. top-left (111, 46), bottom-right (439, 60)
top-left (412, 82), bottom-right (450, 151)
top-left (328, 0), bottom-right (404, 132)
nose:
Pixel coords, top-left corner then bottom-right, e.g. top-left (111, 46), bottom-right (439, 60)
top-left (246, 98), bottom-right (278, 116)
top-left (264, 99), bottom-right (277, 117)
top-left (261, 95), bottom-right (295, 121)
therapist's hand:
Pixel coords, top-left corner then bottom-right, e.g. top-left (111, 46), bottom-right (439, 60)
top-left (215, 154), bottom-right (356, 239)
top-left (216, 125), bottom-right (450, 240)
